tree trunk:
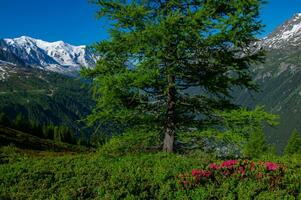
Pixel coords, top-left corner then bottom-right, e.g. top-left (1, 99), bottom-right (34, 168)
top-left (163, 75), bottom-right (176, 152)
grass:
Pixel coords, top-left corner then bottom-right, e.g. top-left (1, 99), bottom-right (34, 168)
top-left (0, 145), bottom-right (300, 200)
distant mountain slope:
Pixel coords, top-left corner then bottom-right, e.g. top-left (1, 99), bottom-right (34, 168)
top-left (0, 48), bottom-right (26, 66)
top-left (258, 13), bottom-right (301, 49)
top-left (237, 13), bottom-right (301, 151)
top-left (0, 36), bottom-right (96, 75)
top-left (0, 62), bottom-right (94, 136)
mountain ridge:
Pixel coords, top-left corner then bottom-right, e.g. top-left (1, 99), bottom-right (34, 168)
top-left (0, 36), bottom-right (96, 76)
top-left (258, 13), bottom-right (301, 49)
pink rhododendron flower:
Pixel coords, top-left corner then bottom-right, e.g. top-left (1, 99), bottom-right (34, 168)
top-left (180, 160), bottom-right (283, 189)
top-left (221, 160), bottom-right (238, 169)
top-left (208, 163), bottom-right (219, 170)
top-left (202, 170), bottom-right (212, 178)
top-left (265, 162), bottom-right (278, 171)
top-left (192, 169), bottom-right (212, 178)
top-left (192, 169), bottom-right (202, 176)
top-left (238, 166), bottom-right (246, 176)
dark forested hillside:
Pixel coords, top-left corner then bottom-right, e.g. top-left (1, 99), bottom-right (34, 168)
top-left (0, 63), bottom-right (94, 139)
top-left (236, 50), bottom-right (301, 151)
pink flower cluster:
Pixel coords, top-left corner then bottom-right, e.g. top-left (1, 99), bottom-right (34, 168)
top-left (192, 169), bottom-right (212, 178)
top-left (265, 162), bottom-right (278, 171)
top-left (208, 159), bottom-right (248, 177)
top-left (221, 160), bottom-right (238, 168)
top-left (178, 160), bottom-right (283, 189)
top-left (208, 160), bottom-right (239, 170)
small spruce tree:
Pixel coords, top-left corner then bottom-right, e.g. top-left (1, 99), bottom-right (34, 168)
top-left (285, 129), bottom-right (301, 155)
top-left (14, 113), bottom-right (25, 130)
top-left (54, 126), bottom-right (61, 143)
top-left (0, 112), bottom-right (10, 126)
top-left (244, 130), bottom-right (271, 158)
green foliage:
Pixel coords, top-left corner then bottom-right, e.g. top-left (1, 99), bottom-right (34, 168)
top-left (2, 113), bottom-right (78, 145)
top-left (244, 130), bottom-right (274, 158)
top-left (285, 129), bottom-right (301, 155)
top-left (218, 106), bottom-right (279, 139)
top-left (218, 107), bottom-right (278, 157)
top-left (176, 107), bottom-right (278, 157)
top-left (0, 126), bottom-right (87, 152)
top-left (83, 0), bottom-right (265, 150)
top-left (42, 124), bottom-right (54, 140)
top-left (0, 112), bottom-right (10, 126)
top-left (78, 132), bottom-right (89, 146)
top-left (100, 128), bottom-right (162, 156)
top-left (0, 149), bottom-right (300, 199)
top-left (14, 113), bottom-right (25, 130)
top-left (89, 130), bottom-right (109, 147)
top-left (44, 124), bottom-right (75, 144)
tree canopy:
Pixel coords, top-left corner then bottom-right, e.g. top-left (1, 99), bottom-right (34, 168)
top-left (83, 0), bottom-right (265, 152)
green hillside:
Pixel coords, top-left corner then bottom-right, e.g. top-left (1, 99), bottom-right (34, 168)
top-left (0, 65), bottom-right (94, 137)
top-left (236, 49), bottom-right (301, 151)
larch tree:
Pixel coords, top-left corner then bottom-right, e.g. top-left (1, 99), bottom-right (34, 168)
top-left (83, 0), bottom-right (265, 152)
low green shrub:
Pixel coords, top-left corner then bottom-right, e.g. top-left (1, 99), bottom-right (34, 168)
top-left (0, 149), bottom-right (300, 200)
top-left (99, 128), bottom-right (162, 156)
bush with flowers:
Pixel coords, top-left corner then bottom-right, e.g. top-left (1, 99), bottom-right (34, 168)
top-left (1, 145), bottom-right (300, 199)
top-left (178, 159), bottom-right (286, 189)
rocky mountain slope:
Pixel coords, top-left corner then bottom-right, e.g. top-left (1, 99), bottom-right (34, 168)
top-left (258, 13), bottom-right (301, 49)
top-left (237, 13), bottom-right (301, 151)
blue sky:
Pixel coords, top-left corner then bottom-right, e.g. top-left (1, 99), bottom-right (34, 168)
top-left (1, 0), bottom-right (301, 45)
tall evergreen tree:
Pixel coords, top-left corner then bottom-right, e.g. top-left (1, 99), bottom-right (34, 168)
top-left (84, 0), bottom-right (265, 152)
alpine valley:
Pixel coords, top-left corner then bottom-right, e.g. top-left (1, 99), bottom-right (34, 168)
top-left (0, 36), bottom-right (96, 147)
top-left (1, 13), bottom-right (301, 151)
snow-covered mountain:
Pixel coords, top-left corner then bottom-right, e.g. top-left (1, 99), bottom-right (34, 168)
top-left (259, 13), bottom-right (301, 49)
top-left (0, 36), bottom-right (96, 75)
top-left (253, 13), bottom-right (301, 78)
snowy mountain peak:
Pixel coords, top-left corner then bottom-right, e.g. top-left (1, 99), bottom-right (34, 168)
top-left (4, 35), bottom-right (34, 43)
top-left (0, 36), bottom-right (96, 75)
top-left (260, 13), bottom-right (301, 49)
top-left (4, 36), bottom-right (80, 48)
